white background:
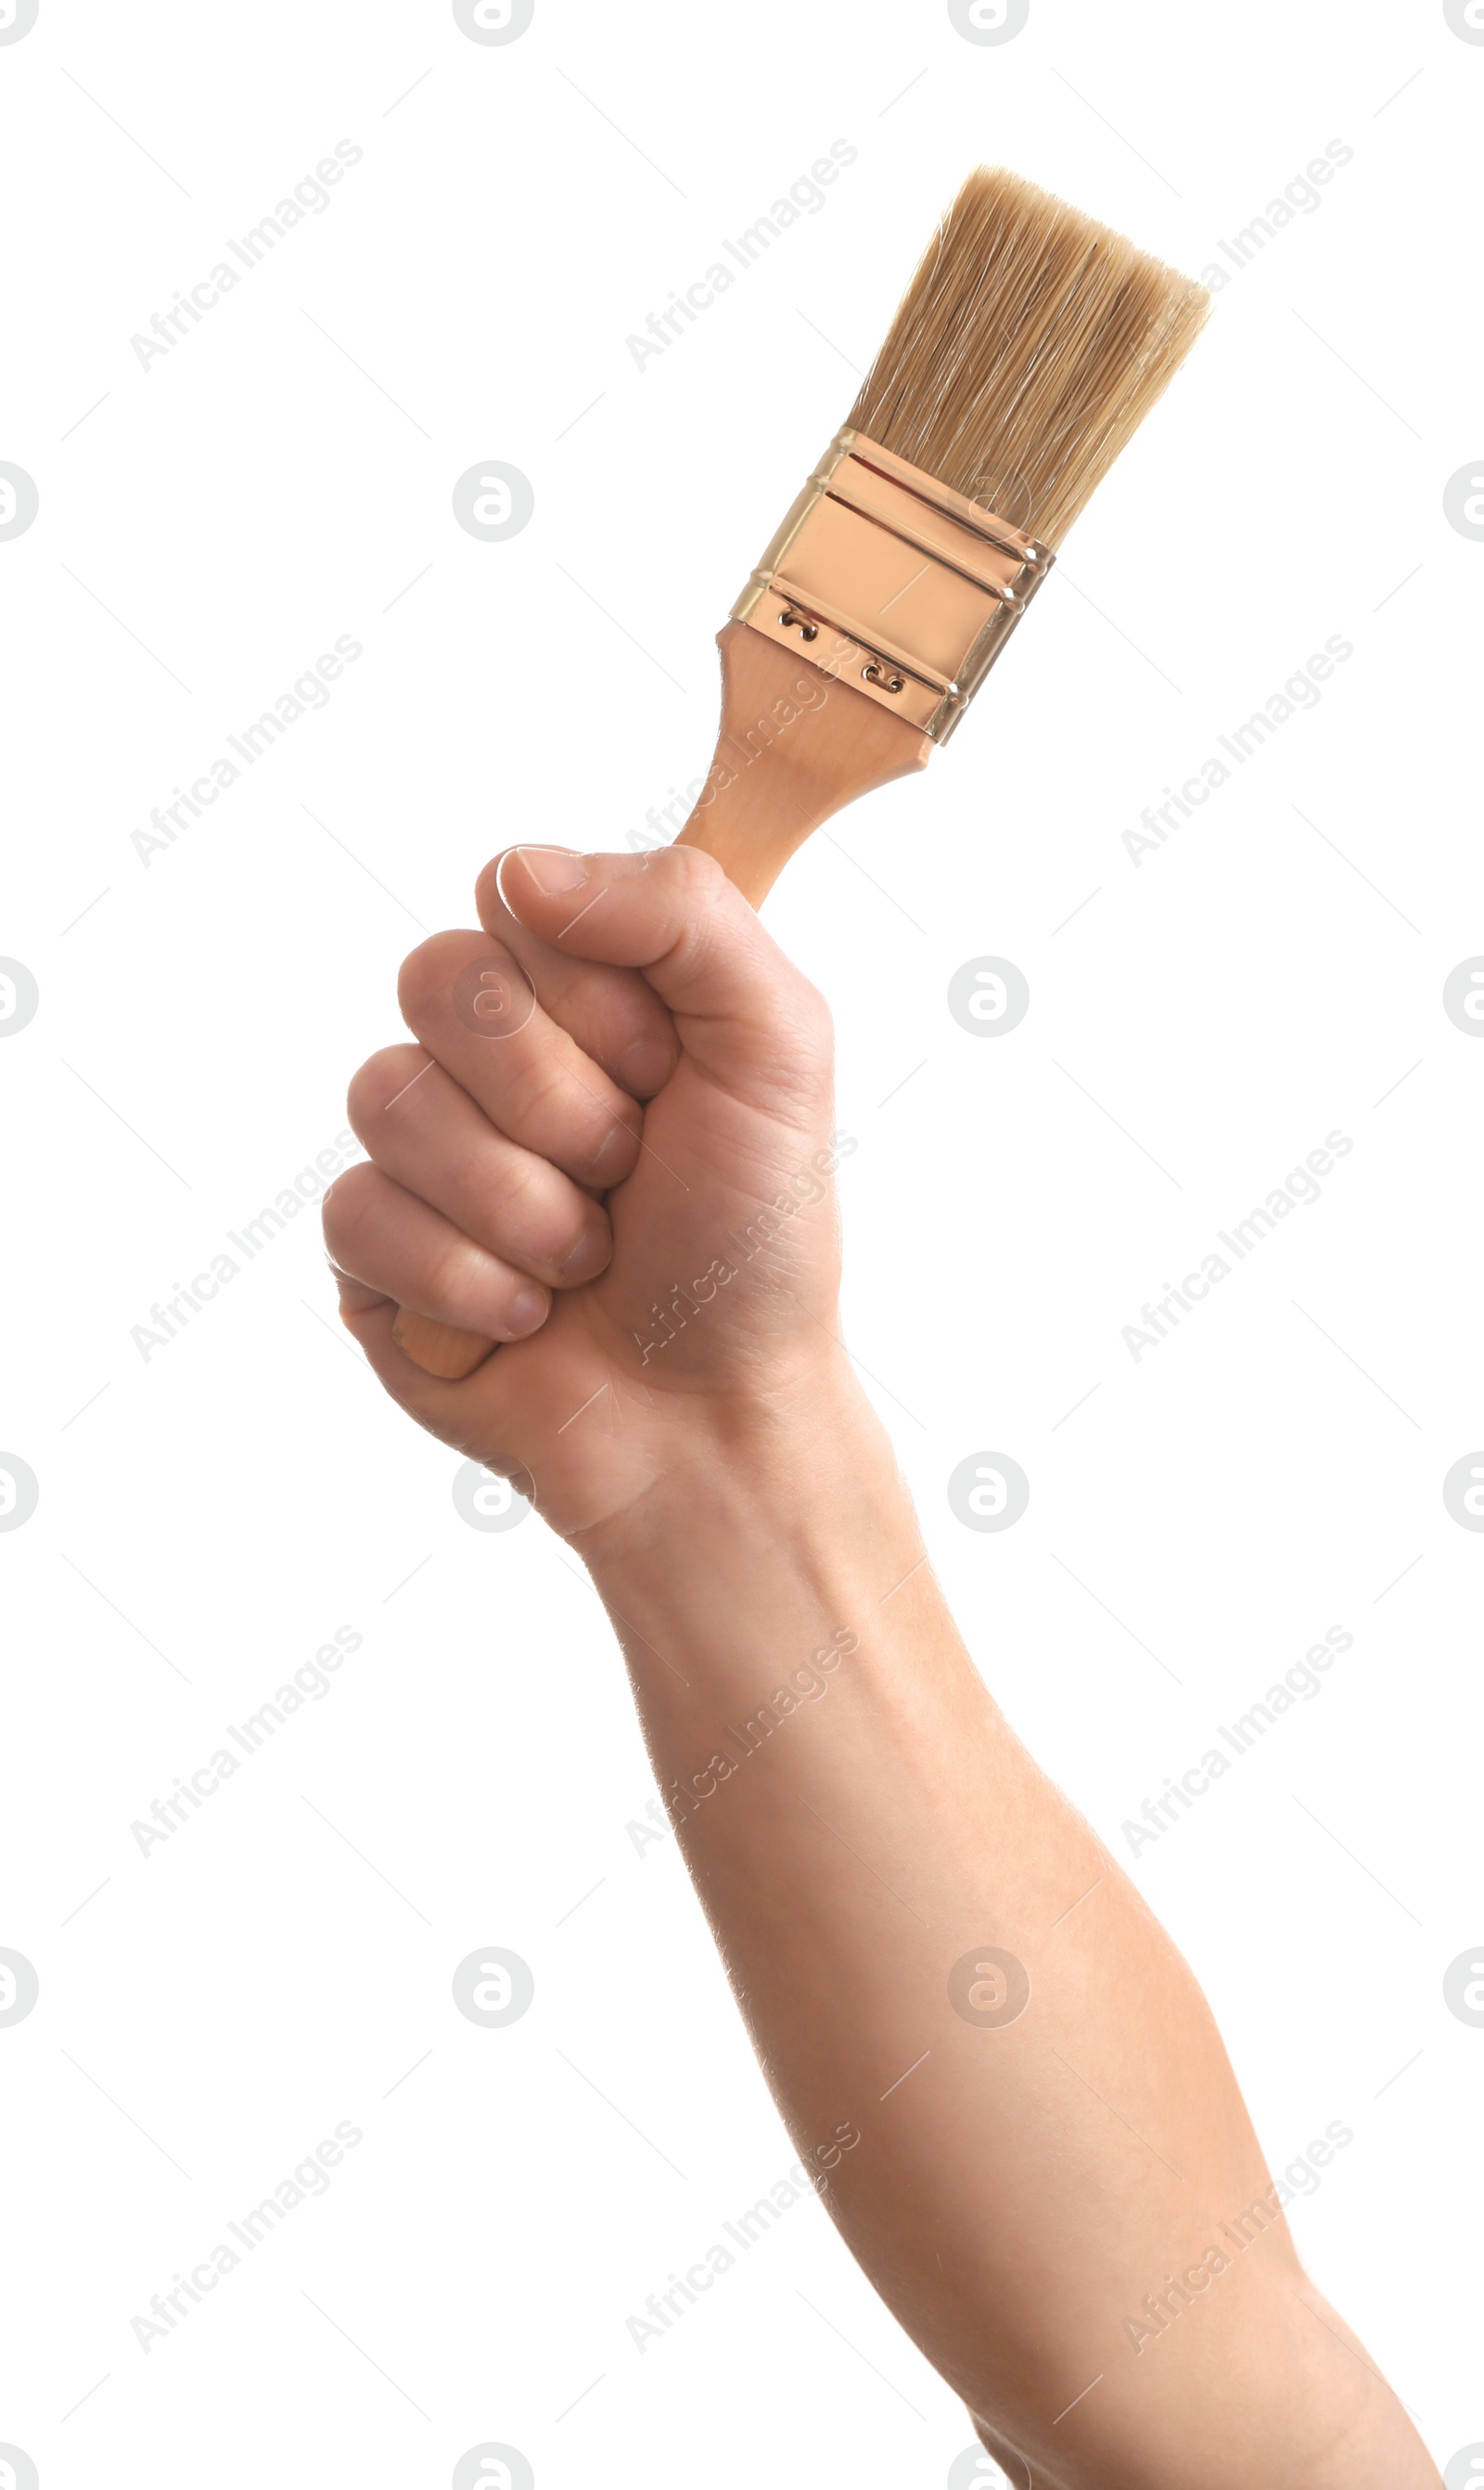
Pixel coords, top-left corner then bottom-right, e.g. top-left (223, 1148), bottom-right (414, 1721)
top-left (2, 1), bottom-right (1480, 2482)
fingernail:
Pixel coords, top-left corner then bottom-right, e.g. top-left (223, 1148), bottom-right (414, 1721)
top-left (614, 1033), bottom-right (675, 1098)
top-left (511, 844), bottom-right (589, 896)
top-left (589, 1119), bottom-right (637, 1182)
top-left (505, 1283), bottom-right (549, 1337)
top-left (559, 1226), bottom-right (611, 1285)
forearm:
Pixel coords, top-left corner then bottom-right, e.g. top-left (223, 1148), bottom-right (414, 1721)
top-left (330, 841), bottom-right (1436, 2484)
top-left (582, 1368), bottom-right (1436, 2487)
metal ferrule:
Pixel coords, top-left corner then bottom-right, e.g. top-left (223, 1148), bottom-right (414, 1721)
top-left (731, 428), bottom-right (1054, 743)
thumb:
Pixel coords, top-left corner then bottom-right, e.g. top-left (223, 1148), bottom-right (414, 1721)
top-left (494, 843), bottom-right (831, 1117)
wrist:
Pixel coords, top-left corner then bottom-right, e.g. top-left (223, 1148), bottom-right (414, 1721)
top-left (574, 1360), bottom-right (921, 1631)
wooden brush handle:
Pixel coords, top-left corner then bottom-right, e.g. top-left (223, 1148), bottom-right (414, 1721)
top-left (390, 1304), bottom-right (502, 1379)
top-left (674, 620), bottom-right (930, 903)
top-left (392, 623), bottom-right (930, 1380)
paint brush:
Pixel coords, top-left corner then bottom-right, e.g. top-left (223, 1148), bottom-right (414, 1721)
top-left (396, 165), bottom-right (1209, 1378)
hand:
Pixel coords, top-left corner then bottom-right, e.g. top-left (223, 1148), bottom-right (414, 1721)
top-left (324, 844), bottom-right (854, 1544)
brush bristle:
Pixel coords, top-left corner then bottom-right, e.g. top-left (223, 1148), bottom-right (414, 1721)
top-left (847, 167), bottom-right (1209, 549)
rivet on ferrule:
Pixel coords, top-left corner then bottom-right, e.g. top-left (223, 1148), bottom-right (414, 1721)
top-left (731, 428), bottom-right (1055, 743)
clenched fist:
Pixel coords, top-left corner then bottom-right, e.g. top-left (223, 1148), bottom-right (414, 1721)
top-left (323, 844), bottom-right (853, 1544)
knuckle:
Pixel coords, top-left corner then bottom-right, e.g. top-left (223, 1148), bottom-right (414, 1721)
top-left (426, 1226), bottom-right (477, 1304)
top-left (500, 1044), bottom-right (613, 1158)
top-left (321, 1162), bottom-right (378, 1261)
top-left (494, 1152), bottom-right (555, 1232)
top-left (667, 847), bottom-right (737, 936)
top-left (347, 1045), bottom-right (429, 1128)
top-left (398, 930), bottom-right (505, 1026)
top-left (493, 1159), bottom-right (590, 1270)
top-left (396, 934), bottom-right (453, 1020)
top-left (505, 1051), bottom-right (568, 1128)
top-left (670, 841), bottom-right (726, 897)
